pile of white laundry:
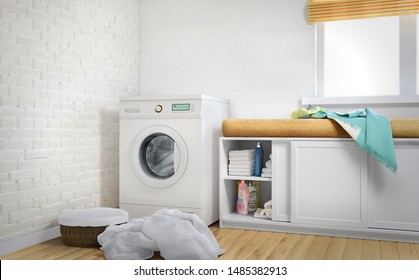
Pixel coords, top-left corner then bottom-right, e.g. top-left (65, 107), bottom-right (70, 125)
top-left (261, 154), bottom-right (272, 178)
top-left (97, 209), bottom-right (225, 260)
top-left (228, 149), bottom-right (255, 176)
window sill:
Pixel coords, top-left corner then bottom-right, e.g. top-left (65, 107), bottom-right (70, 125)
top-left (301, 95), bottom-right (419, 106)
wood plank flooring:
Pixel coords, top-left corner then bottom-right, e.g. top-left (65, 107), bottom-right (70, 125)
top-left (2, 224), bottom-right (419, 260)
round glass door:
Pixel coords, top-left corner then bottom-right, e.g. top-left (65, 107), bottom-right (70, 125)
top-left (140, 134), bottom-right (176, 179)
top-left (131, 126), bottom-right (188, 188)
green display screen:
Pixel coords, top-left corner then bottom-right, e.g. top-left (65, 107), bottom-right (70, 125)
top-left (172, 103), bottom-right (191, 111)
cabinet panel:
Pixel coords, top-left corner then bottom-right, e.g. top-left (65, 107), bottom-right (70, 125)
top-left (291, 141), bottom-right (367, 228)
top-left (368, 143), bottom-right (419, 231)
top-left (272, 141), bottom-right (290, 222)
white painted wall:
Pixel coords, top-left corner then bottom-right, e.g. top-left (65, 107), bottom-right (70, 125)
top-left (0, 0), bottom-right (140, 248)
top-left (139, 0), bottom-right (315, 119)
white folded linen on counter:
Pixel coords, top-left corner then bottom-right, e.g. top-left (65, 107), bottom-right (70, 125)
top-left (98, 208), bottom-right (225, 260)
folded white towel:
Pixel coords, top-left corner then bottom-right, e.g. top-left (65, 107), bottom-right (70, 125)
top-left (229, 158), bottom-right (254, 162)
top-left (229, 163), bottom-right (254, 168)
top-left (229, 163), bottom-right (253, 167)
top-left (228, 165), bottom-right (254, 170)
top-left (229, 171), bottom-right (254, 176)
top-left (262, 168), bottom-right (272, 173)
top-left (265, 160), bottom-right (272, 169)
top-left (229, 164), bottom-right (254, 169)
top-left (229, 149), bottom-right (255, 156)
top-left (261, 173), bottom-right (272, 178)
top-left (229, 155), bottom-right (254, 160)
top-left (228, 168), bottom-right (253, 173)
top-left (229, 159), bottom-right (254, 164)
top-left (229, 164), bottom-right (254, 168)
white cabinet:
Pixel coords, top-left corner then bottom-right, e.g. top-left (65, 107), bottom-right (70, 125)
top-left (291, 141), bottom-right (368, 228)
top-left (219, 137), bottom-right (419, 243)
top-left (368, 141), bottom-right (419, 231)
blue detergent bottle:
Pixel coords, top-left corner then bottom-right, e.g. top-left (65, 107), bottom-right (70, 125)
top-left (254, 142), bottom-right (263, 176)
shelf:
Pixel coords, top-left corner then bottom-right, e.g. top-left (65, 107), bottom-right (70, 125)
top-left (223, 175), bottom-right (272, 182)
top-left (221, 212), bottom-right (274, 225)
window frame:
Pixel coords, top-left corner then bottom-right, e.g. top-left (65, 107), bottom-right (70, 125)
top-left (307, 15), bottom-right (419, 106)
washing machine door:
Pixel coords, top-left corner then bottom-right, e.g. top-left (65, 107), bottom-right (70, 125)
top-left (130, 125), bottom-right (188, 188)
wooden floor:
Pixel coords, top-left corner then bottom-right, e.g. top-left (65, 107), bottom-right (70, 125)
top-left (2, 223), bottom-right (419, 260)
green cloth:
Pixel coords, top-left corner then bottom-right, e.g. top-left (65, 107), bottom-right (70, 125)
top-left (292, 107), bottom-right (398, 172)
top-left (291, 106), bottom-right (325, 119)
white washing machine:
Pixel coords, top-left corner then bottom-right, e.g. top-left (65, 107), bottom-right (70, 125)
top-left (119, 95), bottom-right (229, 225)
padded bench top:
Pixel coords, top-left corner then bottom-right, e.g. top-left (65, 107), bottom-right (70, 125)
top-left (222, 118), bottom-right (419, 138)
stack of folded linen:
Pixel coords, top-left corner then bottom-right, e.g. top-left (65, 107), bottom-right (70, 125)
top-left (261, 154), bottom-right (272, 178)
top-left (228, 149), bottom-right (255, 176)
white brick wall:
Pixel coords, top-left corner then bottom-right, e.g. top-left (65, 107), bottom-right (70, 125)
top-left (0, 0), bottom-right (140, 243)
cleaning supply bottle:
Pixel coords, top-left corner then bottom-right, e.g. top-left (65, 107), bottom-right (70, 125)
top-left (247, 181), bottom-right (258, 212)
top-left (236, 180), bottom-right (249, 215)
top-left (254, 142), bottom-right (264, 176)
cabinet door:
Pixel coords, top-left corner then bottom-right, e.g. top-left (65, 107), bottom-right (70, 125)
top-left (368, 142), bottom-right (419, 231)
top-left (291, 141), bottom-right (368, 228)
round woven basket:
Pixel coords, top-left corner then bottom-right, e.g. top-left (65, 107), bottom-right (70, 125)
top-left (58, 207), bottom-right (129, 247)
top-left (60, 225), bottom-right (107, 247)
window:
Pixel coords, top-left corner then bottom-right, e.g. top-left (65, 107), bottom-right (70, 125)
top-left (313, 15), bottom-right (419, 102)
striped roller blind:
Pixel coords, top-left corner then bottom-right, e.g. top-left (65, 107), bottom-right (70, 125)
top-left (308, 0), bottom-right (419, 23)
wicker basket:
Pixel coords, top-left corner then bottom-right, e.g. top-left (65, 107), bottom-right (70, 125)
top-left (60, 225), bottom-right (107, 247)
top-left (59, 207), bottom-right (128, 247)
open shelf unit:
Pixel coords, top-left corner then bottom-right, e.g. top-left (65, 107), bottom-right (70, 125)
top-left (219, 137), bottom-right (275, 229)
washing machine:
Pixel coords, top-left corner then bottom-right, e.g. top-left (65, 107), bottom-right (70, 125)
top-left (119, 95), bottom-right (229, 225)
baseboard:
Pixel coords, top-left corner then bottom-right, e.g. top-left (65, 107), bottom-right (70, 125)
top-left (0, 226), bottom-right (60, 257)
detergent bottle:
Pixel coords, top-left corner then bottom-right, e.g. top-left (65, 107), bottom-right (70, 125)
top-left (236, 180), bottom-right (249, 215)
top-left (247, 181), bottom-right (258, 212)
top-left (254, 142), bottom-right (264, 176)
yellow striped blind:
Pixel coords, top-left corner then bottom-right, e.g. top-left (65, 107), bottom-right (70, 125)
top-left (308, 0), bottom-right (419, 23)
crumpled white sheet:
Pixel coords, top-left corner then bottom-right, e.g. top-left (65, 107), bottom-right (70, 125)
top-left (97, 209), bottom-right (226, 260)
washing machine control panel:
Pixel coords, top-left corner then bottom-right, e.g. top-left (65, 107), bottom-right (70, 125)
top-left (120, 99), bottom-right (202, 119)
top-left (154, 103), bottom-right (191, 113)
